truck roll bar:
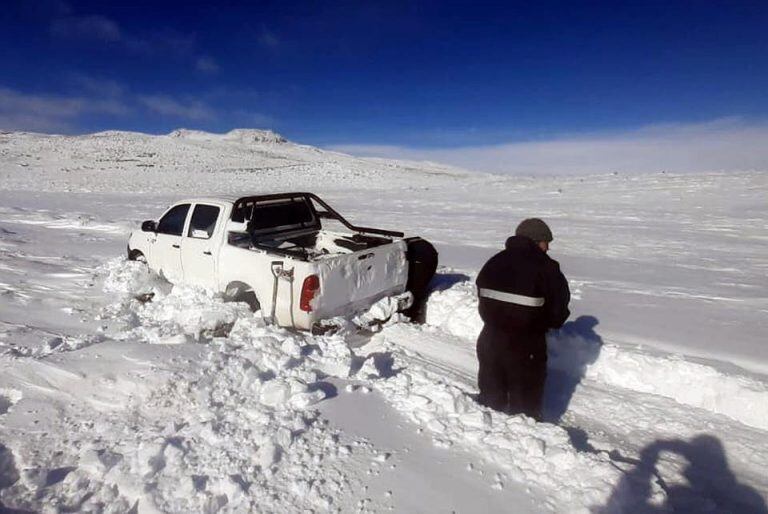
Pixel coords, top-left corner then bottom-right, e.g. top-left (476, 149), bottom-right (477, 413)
top-left (231, 192), bottom-right (404, 238)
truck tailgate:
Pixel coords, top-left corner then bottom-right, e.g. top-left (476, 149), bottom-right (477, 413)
top-left (312, 240), bottom-right (408, 317)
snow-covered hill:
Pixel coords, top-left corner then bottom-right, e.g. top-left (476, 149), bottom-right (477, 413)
top-left (0, 129), bottom-right (767, 513)
top-left (0, 128), bottom-right (473, 194)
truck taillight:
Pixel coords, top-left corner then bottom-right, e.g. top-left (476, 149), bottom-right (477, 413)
top-left (300, 274), bottom-right (320, 312)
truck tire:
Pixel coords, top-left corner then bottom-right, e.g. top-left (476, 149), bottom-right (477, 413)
top-left (224, 282), bottom-right (261, 313)
top-left (128, 249), bottom-right (147, 263)
top-left (403, 237), bottom-right (438, 323)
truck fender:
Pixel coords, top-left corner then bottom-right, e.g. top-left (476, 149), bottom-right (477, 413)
top-left (223, 281), bottom-right (261, 312)
top-left (128, 248), bottom-right (147, 263)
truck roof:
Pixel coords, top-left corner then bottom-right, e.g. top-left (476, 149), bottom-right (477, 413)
top-left (173, 192), bottom-right (313, 206)
top-left (174, 196), bottom-right (235, 205)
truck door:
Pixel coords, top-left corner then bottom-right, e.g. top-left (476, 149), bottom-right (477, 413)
top-left (181, 203), bottom-right (221, 290)
top-left (152, 203), bottom-right (190, 283)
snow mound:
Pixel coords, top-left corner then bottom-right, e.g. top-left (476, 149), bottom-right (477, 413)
top-left (102, 258), bottom-right (169, 297)
top-left (101, 258), bottom-right (247, 344)
top-left (550, 332), bottom-right (768, 431)
top-left (424, 276), bottom-right (482, 338)
top-left (1, 259), bottom-right (376, 512)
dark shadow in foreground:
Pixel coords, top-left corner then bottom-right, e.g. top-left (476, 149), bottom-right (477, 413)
top-left (0, 442), bottom-right (35, 514)
top-left (543, 315), bottom-right (603, 423)
top-left (598, 435), bottom-right (768, 514)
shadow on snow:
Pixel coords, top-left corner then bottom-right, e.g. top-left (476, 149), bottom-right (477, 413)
top-left (598, 435), bottom-right (768, 514)
top-left (544, 314), bottom-right (604, 423)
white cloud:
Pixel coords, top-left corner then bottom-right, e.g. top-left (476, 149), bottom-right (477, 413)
top-left (195, 56), bottom-right (220, 74)
top-left (138, 95), bottom-right (215, 121)
top-left (331, 119), bottom-right (768, 175)
top-left (49, 11), bottom-right (204, 72)
top-left (50, 14), bottom-right (122, 41)
top-left (68, 73), bottom-right (125, 97)
top-left (0, 87), bottom-right (129, 132)
top-left (0, 84), bottom-right (272, 132)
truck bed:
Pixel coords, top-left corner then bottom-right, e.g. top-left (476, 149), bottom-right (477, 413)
top-left (228, 229), bottom-right (395, 262)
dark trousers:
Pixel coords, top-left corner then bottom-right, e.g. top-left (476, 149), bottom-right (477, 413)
top-left (476, 325), bottom-right (547, 421)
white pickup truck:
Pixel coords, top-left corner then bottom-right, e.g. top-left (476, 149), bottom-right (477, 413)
top-left (127, 193), bottom-right (437, 331)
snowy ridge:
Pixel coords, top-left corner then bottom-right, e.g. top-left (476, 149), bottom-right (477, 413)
top-left (168, 128), bottom-right (287, 144)
top-left (552, 337), bottom-right (768, 432)
top-left (0, 129), bottom-right (475, 194)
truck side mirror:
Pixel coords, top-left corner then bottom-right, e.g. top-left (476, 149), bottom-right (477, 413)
top-left (141, 220), bottom-right (157, 232)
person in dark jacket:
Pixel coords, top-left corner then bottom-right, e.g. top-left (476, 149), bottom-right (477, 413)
top-left (475, 218), bottom-right (570, 420)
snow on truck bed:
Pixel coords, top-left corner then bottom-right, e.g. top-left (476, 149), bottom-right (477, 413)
top-left (1, 130), bottom-right (767, 513)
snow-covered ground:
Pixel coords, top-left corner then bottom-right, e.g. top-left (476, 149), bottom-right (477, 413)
top-left (0, 130), bottom-right (767, 513)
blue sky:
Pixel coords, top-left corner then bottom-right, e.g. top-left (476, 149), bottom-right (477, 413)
top-left (1, 0), bottom-right (768, 168)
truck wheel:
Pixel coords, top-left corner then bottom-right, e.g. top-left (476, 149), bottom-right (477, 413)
top-left (224, 283), bottom-right (261, 313)
top-left (128, 250), bottom-right (147, 263)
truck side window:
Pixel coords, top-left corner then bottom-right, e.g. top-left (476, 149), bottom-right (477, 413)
top-left (157, 204), bottom-right (190, 236)
top-left (188, 204), bottom-right (220, 239)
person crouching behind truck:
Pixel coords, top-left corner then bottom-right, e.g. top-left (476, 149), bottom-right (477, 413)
top-left (475, 218), bottom-right (570, 421)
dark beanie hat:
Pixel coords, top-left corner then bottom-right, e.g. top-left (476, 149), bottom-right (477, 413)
top-left (515, 218), bottom-right (553, 242)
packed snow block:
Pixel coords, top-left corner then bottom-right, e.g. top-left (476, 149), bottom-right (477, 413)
top-left (102, 258), bottom-right (169, 298)
top-left (289, 383), bottom-right (326, 409)
top-left (357, 357), bottom-right (381, 379)
top-left (458, 410), bottom-right (492, 429)
top-left (257, 441), bottom-right (282, 468)
top-left (310, 336), bottom-right (354, 378)
top-left (259, 377), bottom-right (322, 409)
top-left (259, 380), bottom-right (291, 407)
top-left (424, 279), bottom-right (483, 339)
top-left (352, 295), bottom-right (403, 327)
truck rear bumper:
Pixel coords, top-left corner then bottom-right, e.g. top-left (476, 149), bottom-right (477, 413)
top-left (309, 290), bottom-right (413, 334)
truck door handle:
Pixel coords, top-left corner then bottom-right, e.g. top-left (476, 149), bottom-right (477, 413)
top-left (203, 251), bottom-right (212, 255)
top-left (172, 244), bottom-right (180, 248)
